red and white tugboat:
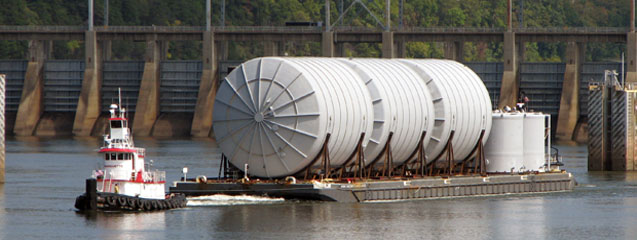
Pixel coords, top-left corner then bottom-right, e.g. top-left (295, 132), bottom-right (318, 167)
top-left (75, 94), bottom-right (186, 212)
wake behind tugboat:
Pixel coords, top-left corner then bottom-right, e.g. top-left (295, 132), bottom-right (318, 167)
top-left (186, 194), bottom-right (285, 207)
top-left (75, 90), bottom-right (186, 212)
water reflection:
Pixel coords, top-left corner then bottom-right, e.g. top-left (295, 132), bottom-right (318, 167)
top-left (490, 197), bottom-right (547, 239)
top-left (4, 138), bottom-right (637, 240)
top-left (82, 212), bottom-right (167, 239)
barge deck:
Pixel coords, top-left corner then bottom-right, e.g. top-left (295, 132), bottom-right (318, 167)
top-left (169, 172), bottom-right (575, 203)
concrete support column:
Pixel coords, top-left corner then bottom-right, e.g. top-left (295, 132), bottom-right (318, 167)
top-left (0, 74), bottom-right (5, 183)
top-left (322, 32), bottom-right (335, 57)
top-left (498, 32), bottom-right (518, 109)
top-left (518, 42), bottom-right (526, 62)
top-left (102, 40), bottom-right (112, 60)
top-left (44, 41), bottom-right (53, 59)
top-left (191, 31), bottom-right (218, 137)
top-left (73, 31), bottom-right (102, 136)
top-left (444, 41), bottom-right (464, 61)
top-left (132, 39), bottom-right (161, 137)
top-left (382, 31), bottom-right (394, 58)
top-left (395, 41), bottom-right (406, 58)
top-left (14, 40), bottom-right (48, 136)
top-left (336, 43), bottom-right (346, 57)
top-left (216, 41), bottom-right (229, 61)
top-left (159, 41), bottom-right (169, 60)
top-left (556, 42), bottom-right (584, 141)
top-left (278, 41), bottom-right (286, 56)
top-left (627, 32), bottom-right (637, 83)
top-left (264, 41), bottom-right (278, 56)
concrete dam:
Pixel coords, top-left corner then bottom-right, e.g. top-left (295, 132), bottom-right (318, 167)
top-left (0, 58), bottom-right (620, 138)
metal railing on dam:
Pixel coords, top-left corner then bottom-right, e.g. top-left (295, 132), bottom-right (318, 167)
top-left (0, 25), bottom-right (630, 42)
top-left (0, 25), bottom-right (629, 33)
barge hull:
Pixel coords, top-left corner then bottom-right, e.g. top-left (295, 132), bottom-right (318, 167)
top-left (169, 172), bottom-right (575, 203)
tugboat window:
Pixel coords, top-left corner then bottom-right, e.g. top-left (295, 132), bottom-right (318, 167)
top-left (105, 154), bottom-right (109, 160)
top-left (111, 153), bottom-right (116, 160)
top-left (111, 121), bottom-right (123, 128)
top-left (118, 153), bottom-right (124, 160)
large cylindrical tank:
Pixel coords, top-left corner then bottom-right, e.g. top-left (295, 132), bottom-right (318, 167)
top-left (399, 59), bottom-right (493, 162)
top-left (338, 58), bottom-right (435, 165)
top-left (214, 57), bottom-right (494, 178)
top-left (485, 112), bottom-right (524, 172)
top-left (523, 113), bottom-right (547, 171)
top-left (212, 57), bottom-right (374, 178)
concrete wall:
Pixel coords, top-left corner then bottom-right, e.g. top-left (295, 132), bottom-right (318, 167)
top-left (0, 32), bottom-right (623, 140)
top-left (3, 59), bottom-right (611, 138)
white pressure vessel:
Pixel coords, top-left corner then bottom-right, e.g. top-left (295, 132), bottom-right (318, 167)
top-left (485, 112), bottom-right (524, 172)
top-left (213, 57), bottom-right (494, 178)
top-left (399, 59), bottom-right (493, 162)
top-left (339, 58), bottom-right (435, 166)
top-left (213, 57), bottom-right (374, 178)
top-left (523, 113), bottom-right (547, 172)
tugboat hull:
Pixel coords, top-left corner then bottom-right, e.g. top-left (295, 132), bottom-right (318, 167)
top-left (75, 179), bottom-right (187, 212)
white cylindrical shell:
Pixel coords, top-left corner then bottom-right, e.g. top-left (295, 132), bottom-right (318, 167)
top-left (339, 58), bottom-right (435, 165)
top-left (399, 59), bottom-right (493, 162)
top-left (212, 57), bottom-right (373, 178)
top-left (523, 113), bottom-right (547, 171)
top-left (485, 112), bottom-right (524, 172)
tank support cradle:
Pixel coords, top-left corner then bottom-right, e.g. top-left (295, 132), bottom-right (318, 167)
top-left (302, 133), bottom-right (332, 180)
top-left (398, 131), bottom-right (428, 177)
top-left (218, 154), bottom-right (230, 179)
top-left (301, 133), bottom-right (368, 180)
top-left (223, 129), bottom-right (487, 181)
top-left (459, 129), bottom-right (487, 176)
top-left (335, 133), bottom-right (366, 179)
top-left (364, 132), bottom-right (395, 178)
top-left (426, 131), bottom-right (455, 176)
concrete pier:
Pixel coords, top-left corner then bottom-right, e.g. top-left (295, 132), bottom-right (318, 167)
top-left (627, 32), bottom-right (637, 83)
top-left (381, 32), bottom-right (394, 58)
top-left (587, 78), bottom-right (637, 171)
top-left (444, 41), bottom-right (464, 61)
top-left (132, 39), bottom-right (161, 137)
top-left (14, 40), bottom-right (47, 136)
top-left (395, 41), bottom-right (406, 58)
top-left (263, 41), bottom-right (284, 56)
top-left (73, 31), bottom-right (103, 136)
top-left (191, 31), bottom-right (217, 137)
top-left (556, 42), bottom-right (584, 141)
top-left (499, 32), bottom-right (518, 109)
top-left (322, 32), bottom-right (334, 57)
top-left (0, 74), bottom-right (5, 183)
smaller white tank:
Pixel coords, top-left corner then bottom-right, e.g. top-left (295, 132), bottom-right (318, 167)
top-left (523, 113), bottom-right (548, 172)
top-left (485, 111), bottom-right (524, 172)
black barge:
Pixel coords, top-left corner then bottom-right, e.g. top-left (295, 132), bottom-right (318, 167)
top-left (169, 172), bottom-right (575, 202)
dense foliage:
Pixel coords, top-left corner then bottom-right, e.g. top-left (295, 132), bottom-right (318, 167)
top-left (0, 0), bottom-right (631, 61)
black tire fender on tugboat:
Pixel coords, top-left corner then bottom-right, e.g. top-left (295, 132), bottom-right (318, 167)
top-left (142, 200), bottom-right (152, 211)
top-left (134, 198), bottom-right (142, 210)
top-left (106, 196), bottom-right (117, 206)
top-left (117, 196), bottom-right (127, 207)
top-left (126, 197), bottom-right (136, 208)
top-left (151, 200), bottom-right (159, 210)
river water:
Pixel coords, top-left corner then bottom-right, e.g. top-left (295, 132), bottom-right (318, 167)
top-left (0, 137), bottom-right (636, 240)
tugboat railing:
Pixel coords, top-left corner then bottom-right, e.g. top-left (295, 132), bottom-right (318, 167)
top-left (142, 170), bottom-right (166, 183)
